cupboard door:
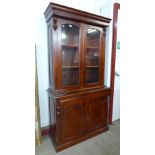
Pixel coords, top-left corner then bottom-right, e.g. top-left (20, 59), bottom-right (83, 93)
top-left (87, 93), bottom-right (108, 132)
top-left (84, 25), bottom-right (105, 87)
top-left (59, 20), bottom-right (82, 89)
top-left (60, 98), bottom-right (86, 143)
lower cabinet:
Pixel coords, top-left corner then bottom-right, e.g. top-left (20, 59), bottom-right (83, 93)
top-left (53, 90), bottom-right (110, 151)
top-left (59, 97), bottom-right (86, 144)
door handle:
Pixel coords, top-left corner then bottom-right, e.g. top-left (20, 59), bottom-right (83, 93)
top-left (115, 72), bottom-right (120, 77)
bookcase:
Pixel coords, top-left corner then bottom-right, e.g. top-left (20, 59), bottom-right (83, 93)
top-left (44, 2), bottom-right (111, 152)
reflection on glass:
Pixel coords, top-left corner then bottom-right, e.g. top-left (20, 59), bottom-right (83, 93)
top-left (61, 24), bottom-right (80, 86)
top-left (86, 28), bottom-right (100, 47)
top-left (61, 24), bottom-right (79, 46)
top-left (86, 28), bottom-right (100, 84)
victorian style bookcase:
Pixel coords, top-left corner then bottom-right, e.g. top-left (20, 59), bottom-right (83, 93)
top-left (44, 2), bottom-right (111, 152)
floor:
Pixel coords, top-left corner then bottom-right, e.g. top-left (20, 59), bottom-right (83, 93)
top-left (35, 120), bottom-right (120, 155)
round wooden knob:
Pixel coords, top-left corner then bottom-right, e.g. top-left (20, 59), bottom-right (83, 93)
top-left (57, 112), bottom-right (60, 115)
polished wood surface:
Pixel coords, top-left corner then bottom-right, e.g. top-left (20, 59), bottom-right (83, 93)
top-left (44, 2), bottom-right (111, 152)
top-left (87, 92), bottom-right (108, 132)
top-left (44, 2), bottom-right (111, 26)
top-left (60, 97), bottom-right (86, 144)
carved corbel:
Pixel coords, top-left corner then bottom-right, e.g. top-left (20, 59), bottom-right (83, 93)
top-left (103, 28), bottom-right (106, 37)
top-left (53, 17), bottom-right (57, 30)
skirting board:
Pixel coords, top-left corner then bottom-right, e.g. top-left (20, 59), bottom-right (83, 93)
top-left (41, 125), bottom-right (55, 137)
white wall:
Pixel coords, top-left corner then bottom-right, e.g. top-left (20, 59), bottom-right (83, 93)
top-left (113, 10), bottom-right (120, 121)
top-left (35, 0), bottom-right (117, 127)
top-left (101, 2), bottom-right (113, 87)
top-left (35, 0), bottom-right (51, 127)
top-left (100, 0), bottom-right (120, 86)
top-left (101, 0), bottom-right (120, 121)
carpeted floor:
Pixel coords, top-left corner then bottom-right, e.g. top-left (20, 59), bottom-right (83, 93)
top-left (35, 120), bottom-right (120, 155)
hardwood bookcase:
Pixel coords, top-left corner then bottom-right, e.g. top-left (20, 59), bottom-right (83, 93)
top-left (44, 2), bottom-right (111, 152)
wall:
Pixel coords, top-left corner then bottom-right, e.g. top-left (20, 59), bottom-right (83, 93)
top-left (113, 9), bottom-right (120, 121)
top-left (35, 0), bottom-right (117, 127)
top-left (101, 3), bottom-right (113, 87)
top-left (35, 0), bottom-right (50, 127)
top-left (101, 0), bottom-right (120, 86)
top-left (101, 0), bottom-right (120, 121)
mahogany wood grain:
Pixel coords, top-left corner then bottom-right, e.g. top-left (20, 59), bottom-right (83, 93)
top-left (86, 93), bottom-right (108, 132)
top-left (44, 2), bottom-right (111, 25)
top-left (59, 97), bottom-right (86, 144)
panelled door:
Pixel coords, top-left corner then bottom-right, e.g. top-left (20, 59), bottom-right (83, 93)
top-left (60, 97), bottom-right (86, 143)
top-left (86, 92), bottom-right (108, 132)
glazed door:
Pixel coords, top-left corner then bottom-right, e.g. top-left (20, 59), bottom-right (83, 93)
top-left (84, 25), bottom-right (105, 87)
top-left (58, 20), bottom-right (82, 90)
top-left (86, 93), bottom-right (108, 132)
top-left (60, 98), bottom-right (86, 143)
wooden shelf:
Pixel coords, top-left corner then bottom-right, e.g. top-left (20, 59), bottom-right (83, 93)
top-left (62, 66), bottom-right (79, 69)
top-left (86, 66), bottom-right (99, 68)
top-left (86, 46), bottom-right (99, 49)
top-left (62, 44), bottom-right (78, 48)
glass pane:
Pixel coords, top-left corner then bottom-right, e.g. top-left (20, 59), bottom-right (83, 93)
top-left (62, 46), bottom-right (79, 66)
top-left (86, 48), bottom-right (99, 66)
top-left (62, 68), bottom-right (79, 86)
top-left (86, 28), bottom-right (100, 47)
top-left (61, 24), bottom-right (80, 86)
top-left (86, 68), bottom-right (99, 83)
top-left (61, 24), bottom-right (79, 45)
top-left (86, 28), bottom-right (100, 84)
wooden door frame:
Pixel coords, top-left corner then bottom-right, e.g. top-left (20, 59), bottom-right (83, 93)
top-left (109, 3), bottom-right (120, 124)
